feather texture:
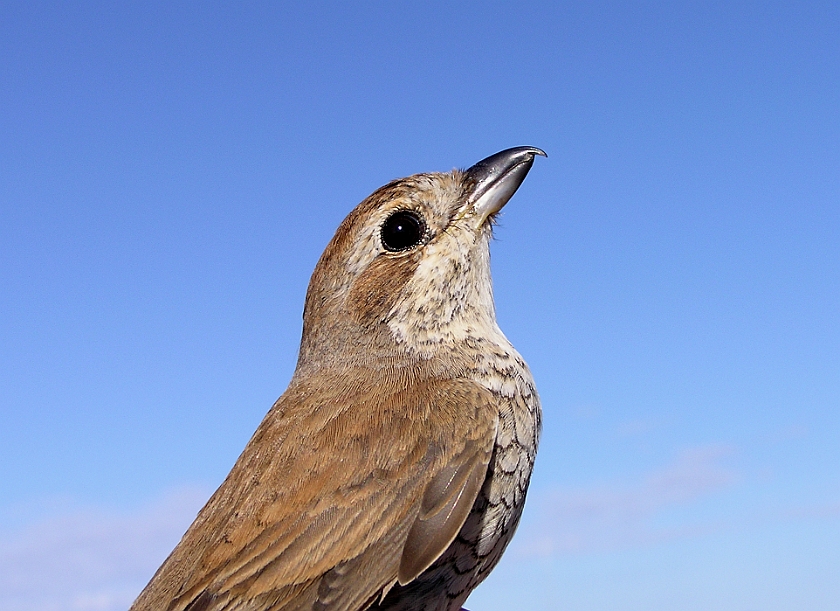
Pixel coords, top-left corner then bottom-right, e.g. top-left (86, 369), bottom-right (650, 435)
top-left (132, 374), bottom-right (497, 611)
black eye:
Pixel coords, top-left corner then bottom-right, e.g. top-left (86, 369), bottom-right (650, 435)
top-left (381, 210), bottom-right (425, 252)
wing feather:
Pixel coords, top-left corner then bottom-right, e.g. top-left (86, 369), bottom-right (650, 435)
top-left (130, 371), bottom-right (497, 611)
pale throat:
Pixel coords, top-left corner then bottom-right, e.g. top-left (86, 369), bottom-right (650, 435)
top-left (385, 228), bottom-right (512, 357)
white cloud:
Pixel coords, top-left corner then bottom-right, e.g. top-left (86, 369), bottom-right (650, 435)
top-left (0, 487), bottom-right (208, 611)
top-left (515, 445), bottom-right (738, 556)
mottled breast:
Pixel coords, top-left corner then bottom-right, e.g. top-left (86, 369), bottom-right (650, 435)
top-left (373, 336), bottom-right (541, 611)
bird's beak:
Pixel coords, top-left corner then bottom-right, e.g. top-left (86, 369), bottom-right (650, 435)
top-left (463, 146), bottom-right (546, 228)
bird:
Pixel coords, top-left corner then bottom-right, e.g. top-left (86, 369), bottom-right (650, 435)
top-left (129, 147), bottom-right (545, 611)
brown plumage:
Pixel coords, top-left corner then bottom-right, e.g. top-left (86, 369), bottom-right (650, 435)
top-left (130, 147), bottom-right (545, 611)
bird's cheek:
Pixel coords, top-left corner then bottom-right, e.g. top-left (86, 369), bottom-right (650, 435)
top-left (346, 253), bottom-right (422, 327)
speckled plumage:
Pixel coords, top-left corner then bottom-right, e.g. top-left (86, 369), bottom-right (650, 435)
top-left (130, 148), bottom-right (544, 611)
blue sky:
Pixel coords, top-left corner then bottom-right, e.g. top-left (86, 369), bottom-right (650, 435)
top-left (1, 2), bottom-right (838, 610)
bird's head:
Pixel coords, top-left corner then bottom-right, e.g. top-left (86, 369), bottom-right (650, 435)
top-left (296, 147), bottom-right (545, 374)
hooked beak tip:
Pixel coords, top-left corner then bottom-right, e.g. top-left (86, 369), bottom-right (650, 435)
top-left (464, 146), bottom-right (546, 225)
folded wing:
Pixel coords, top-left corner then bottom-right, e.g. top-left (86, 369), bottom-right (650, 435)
top-left (130, 373), bottom-right (498, 611)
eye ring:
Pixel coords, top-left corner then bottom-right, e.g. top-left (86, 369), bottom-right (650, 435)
top-left (381, 210), bottom-right (426, 252)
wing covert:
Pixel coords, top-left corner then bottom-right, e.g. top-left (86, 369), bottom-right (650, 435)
top-left (131, 373), bottom-right (498, 611)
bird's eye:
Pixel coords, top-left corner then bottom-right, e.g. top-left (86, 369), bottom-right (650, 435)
top-left (381, 210), bottom-right (425, 252)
